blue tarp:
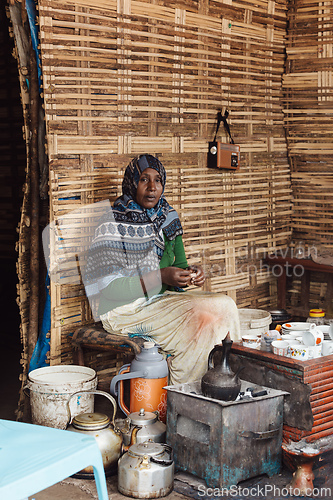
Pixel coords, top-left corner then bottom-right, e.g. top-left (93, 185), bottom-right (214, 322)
top-left (25, 0), bottom-right (42, 90)
top-left (29, 274), bottom-right (51, 372)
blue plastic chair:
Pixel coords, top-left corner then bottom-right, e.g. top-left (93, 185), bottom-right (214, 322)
top-left (0, 419), bottom-right (109, 500)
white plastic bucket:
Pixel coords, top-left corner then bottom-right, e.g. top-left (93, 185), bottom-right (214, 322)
top-left (238, 308), bottom-right (272, 336)
top-left (26, 365), bottom-right (98, 429)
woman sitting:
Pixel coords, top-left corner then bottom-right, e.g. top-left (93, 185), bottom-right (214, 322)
top-left (84, 154), bottom-right (240, 385)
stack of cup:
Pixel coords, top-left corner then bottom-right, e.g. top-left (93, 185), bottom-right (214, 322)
top-left (270, 321), bottom-right (333, 359)
top-left (282, 323), bottom-right (323, 360)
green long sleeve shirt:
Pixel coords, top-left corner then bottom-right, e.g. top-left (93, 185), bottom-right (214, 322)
top-left (98, 234), bottom-right (188, 316)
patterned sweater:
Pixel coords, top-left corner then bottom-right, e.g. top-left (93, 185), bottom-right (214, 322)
top-left (98, 234), bottom-right (188, 315)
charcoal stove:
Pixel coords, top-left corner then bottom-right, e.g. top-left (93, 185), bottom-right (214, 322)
top-left (166, 380), bottom-right (288, 489)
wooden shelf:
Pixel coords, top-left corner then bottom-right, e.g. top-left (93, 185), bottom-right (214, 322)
top-left (264, 253), bottom-right (333, 314)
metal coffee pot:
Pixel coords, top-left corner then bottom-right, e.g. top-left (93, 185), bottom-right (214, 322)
top-left (66, 390), bottom-right (122, 476)
top-left (201, 337), bottom-right (243, 401)
top-left (118, 441), bottom-right (174, 498)
top-left (119, 408), bottom-right (166, 447)
top-left (110, 341), bottom-right (168, 423)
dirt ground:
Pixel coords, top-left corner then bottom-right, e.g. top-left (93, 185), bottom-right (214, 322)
top-left (29, 475), bottom-right (189, 500)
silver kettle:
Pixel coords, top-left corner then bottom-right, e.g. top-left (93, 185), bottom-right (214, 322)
top-left (118, 441), bottom-right (174, 498)
top-left (66, 390), bottom-right (122, 476)
top-left (119, 408), bottom-right (166, 447)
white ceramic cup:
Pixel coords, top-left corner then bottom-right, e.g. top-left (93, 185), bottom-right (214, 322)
top-left (288, 332), bottom-right (302, 339)
top-left (316, 325), bottom-right (330, 338)
top-left (271, 340), bottom-right (289, 356)
top-left (310, 344), bottom-right (322, 358)
top-left (302, 324), bottom-right (324, 347)
top-left (282, 334), bottom-right (297, 341)
top-left (242, 335), bottom-right (260, 349)
top-left (322, 340), bottom-right (333, 357)
top-left (288, 344), bottom-right (311, 361)
top-left (289, 343), bottom-right (320, 360)
top-left (283, 337), bottom-right (301, 346)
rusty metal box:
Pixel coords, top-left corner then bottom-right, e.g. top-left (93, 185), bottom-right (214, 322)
top-left (166, 381), bottom-right (287, 489)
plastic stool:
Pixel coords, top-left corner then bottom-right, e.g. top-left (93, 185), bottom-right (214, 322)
top-left (0, 419), bottom-right (109, 500)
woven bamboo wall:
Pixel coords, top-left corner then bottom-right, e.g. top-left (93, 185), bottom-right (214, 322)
top-left (38, 0), bottom-right (292, 364)
top-left (283, 0), bottom-right (333, 246)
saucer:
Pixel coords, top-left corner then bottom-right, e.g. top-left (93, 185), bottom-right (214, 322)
top-left (282, 322), bottom-right (310, 332)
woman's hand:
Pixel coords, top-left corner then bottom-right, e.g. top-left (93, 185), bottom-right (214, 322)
top-left (160, 266), bottom-right (205, 288)
top-left (160, 267), bottom-right (193, 288)
top-left (188, 265), bottom-right (205, 287)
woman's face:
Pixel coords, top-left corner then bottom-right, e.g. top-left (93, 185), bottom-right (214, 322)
top-left (135, 168), bottom-right (163, 209)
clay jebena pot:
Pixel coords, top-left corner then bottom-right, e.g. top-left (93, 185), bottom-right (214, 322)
top-left (201, 337), bottom-right (243, 402)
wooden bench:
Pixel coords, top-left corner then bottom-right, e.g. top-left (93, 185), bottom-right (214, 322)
top-left (72, 322), bottom-right (143, 364)
top-left (71, 322), bottom-right (144, 392)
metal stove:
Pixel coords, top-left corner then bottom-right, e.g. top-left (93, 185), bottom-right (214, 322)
top-left (166, 380), bottom-right (288, 489)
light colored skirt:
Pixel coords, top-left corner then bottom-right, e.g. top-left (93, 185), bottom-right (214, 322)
top-left (100, 290), bottom-right (241, 385)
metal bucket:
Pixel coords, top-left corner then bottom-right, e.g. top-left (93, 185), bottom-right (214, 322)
top-left (26, 365), bottom-right (97, 429)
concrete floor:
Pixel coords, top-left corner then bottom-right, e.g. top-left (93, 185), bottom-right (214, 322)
top-left (29, 478), bottom-right (189, 500)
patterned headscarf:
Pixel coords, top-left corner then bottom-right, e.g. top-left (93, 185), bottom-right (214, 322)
top-left (120, 154), bottom-right (166, 201)
top-left (84, 155), bottom-right (183, 297)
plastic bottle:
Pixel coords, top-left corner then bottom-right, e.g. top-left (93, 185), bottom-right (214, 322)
top-left (261, 325), bottom-right (282, 351)
top-left (306, 309), bottom-right (326, 326)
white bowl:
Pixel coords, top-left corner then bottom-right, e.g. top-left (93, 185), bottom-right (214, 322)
top-left (242, 335), bottom-right (260, 349)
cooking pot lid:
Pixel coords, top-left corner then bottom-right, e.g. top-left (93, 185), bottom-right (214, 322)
top-left (128, 408), bottom-right (158, 426)
top-left (72, 412), bottom-right (110, 430)
top-left (129, 441), bottom-right (164, 457)
top-left (269, 309), bottom-right (291, 318)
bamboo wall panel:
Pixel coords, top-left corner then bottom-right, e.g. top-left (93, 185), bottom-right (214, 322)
top-left (38, 0), bottom-right (292, 364)
top-left (283, 0), bottom-right (333, 246)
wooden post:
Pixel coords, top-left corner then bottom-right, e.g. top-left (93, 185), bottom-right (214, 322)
top-left (28, 44), bottom-right (40, 364)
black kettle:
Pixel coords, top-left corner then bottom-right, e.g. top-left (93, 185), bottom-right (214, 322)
top-left (201, 336), bottom-right (243, 402)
